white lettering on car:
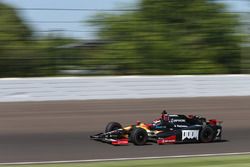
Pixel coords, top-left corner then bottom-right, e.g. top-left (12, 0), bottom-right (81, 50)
top-left (175, 125), bottom-right (188, 128)
top-left (182, 130), bottom-right (199, 140)
top-left (171, 119), bottom-right (186, 123)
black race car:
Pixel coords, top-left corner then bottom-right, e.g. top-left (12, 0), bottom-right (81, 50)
top-left (90, 111), bottom-right (222, 146)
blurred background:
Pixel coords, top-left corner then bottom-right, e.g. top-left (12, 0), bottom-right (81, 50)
top-left (0, 1), bottom-right (250, 164)
top-left (0, 0), bottom-right (249, 77)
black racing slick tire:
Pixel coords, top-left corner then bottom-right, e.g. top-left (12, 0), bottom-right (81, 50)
top-left (130, 128), bottom-right (148, 146)
top-left (199, 126), bottom-right (216, 143)
top-left (105, 122), bottom-right (122, 133)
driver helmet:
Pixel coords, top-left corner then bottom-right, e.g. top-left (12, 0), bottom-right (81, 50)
top-left (161, 110), bottom-right (169, 121)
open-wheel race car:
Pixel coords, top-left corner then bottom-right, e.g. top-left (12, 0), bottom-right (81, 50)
top-left (90, 111), bottom-right (222, 146)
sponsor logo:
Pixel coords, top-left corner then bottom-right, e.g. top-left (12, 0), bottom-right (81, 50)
top-left (163, 139), bottom-right (176, 143)
top-left (157, 135), bottom-right (176, 144)
top-left (182, 130), bottom-right (199, 141)
top-left (156, 125), bottom-right (167, 128)
top-left (169, 115), bottom-right (179, 117)
top-left (174, 124), bottom-right (188, 128)
top-left (171, 119), bottom-right (186, 123)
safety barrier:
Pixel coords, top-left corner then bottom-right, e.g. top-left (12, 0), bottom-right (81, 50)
top-left (0, 75), bottom-right (250, 102)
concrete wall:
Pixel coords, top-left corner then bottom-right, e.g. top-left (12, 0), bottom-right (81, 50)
top-left (0, 75), bottom-right (250, 102)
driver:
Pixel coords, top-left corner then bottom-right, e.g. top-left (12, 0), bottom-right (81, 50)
top-left (161, 110), bottom-right (169, 122)
top-left (152, 110), bottom-right (170, 129)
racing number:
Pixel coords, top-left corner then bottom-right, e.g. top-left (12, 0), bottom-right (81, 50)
top-left (216, 129), bottom-right (221, 137)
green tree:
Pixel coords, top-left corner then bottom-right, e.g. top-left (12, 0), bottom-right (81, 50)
top-left (34, 36), bottom-right (84, 76)
top-left (89, 0), bottom-right (242, 75)
top-left (0, 2), bottom-right (84, 77)
top-left (0, 3), bottom-right (35, 77)
top-left (241, 12), bottom-right (250, 73)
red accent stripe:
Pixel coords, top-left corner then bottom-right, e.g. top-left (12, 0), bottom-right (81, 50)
top-left (157, 135), bottom-right (176, 144)
top-left (111, 139), bottom-right (128, 145)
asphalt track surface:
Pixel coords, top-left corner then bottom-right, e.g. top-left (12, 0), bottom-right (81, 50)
top-left (0, 96), bottom-right (250, 163)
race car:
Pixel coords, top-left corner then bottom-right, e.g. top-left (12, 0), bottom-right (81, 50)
top-left (90, 110), bottom-right (222, 146)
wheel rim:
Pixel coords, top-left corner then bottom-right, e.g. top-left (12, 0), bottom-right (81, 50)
top-left (203, 129), bottom-right (213, 141)
top-left (136, 132), bottom-right (145, 142)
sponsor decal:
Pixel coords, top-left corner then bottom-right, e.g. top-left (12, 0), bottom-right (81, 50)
top-left (157, 135), bottom-right (176, 144)
top-left (169, 115), bottom-right (179, 117)
top-left (174, 124), bottom-right (188, 128)
top-left (171, 119), bottom-right (186, 123)
top-left (156, 125), bottom-right (167, 128)
top-left (112, 139), bottom-right (128, 145)
top-left (182, 130), bottom-right (199, 141)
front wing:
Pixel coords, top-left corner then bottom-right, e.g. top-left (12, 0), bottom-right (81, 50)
top-left (90, 133), bottom-right (129, 145)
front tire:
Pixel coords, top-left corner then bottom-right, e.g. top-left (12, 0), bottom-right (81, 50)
top-left (130, 128), bottom-right (148, 145)
top-left (105, 122), bottom-right (122, 133)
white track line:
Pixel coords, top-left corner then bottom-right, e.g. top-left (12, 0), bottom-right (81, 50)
top-left (1, 152), bottom-right (250, 165)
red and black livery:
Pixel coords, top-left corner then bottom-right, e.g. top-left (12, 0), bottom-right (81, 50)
top-left (90, 111), bottom-right (222, 146)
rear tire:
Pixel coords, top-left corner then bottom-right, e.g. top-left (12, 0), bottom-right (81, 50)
top-left (200, 126), bottom-right (216, 143)
top-left (105, 122), bottom-right (122, 133)
top-left (130, 128), bottom-right (148, 145)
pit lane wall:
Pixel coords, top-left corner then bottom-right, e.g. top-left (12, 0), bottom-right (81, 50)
top-left (0, 75), bottom-right (250, 102)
